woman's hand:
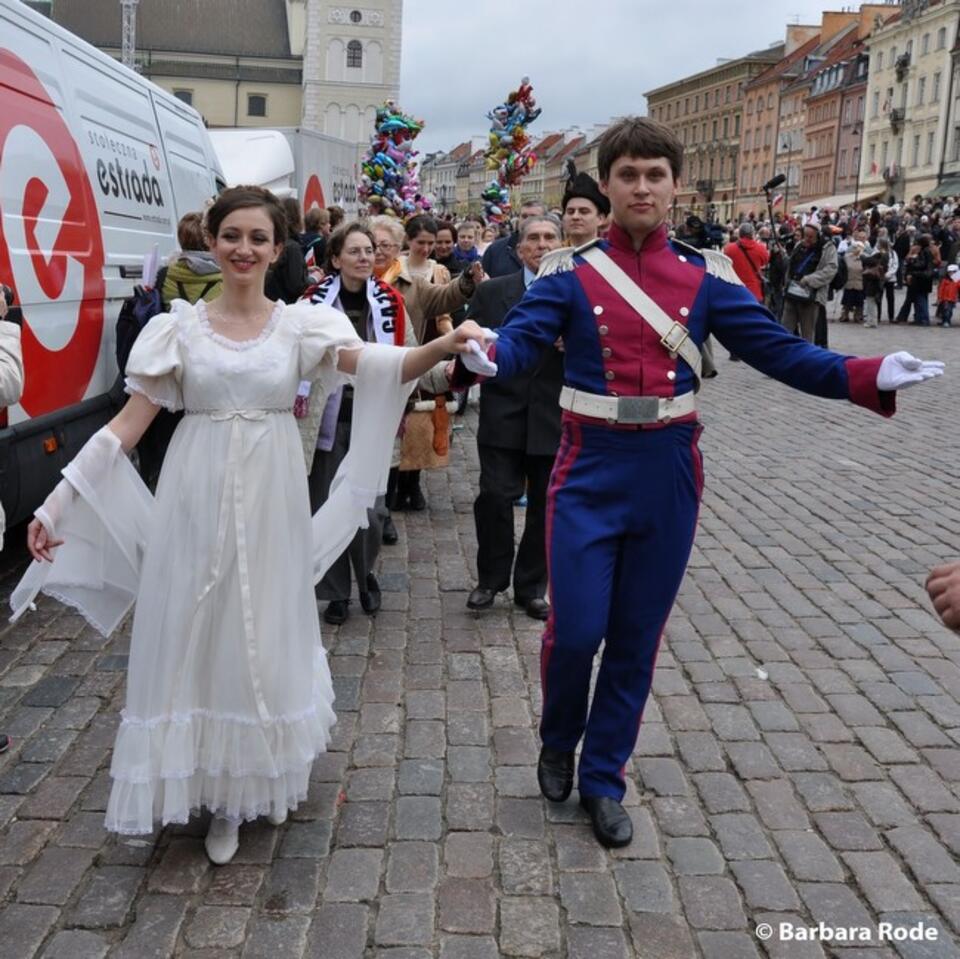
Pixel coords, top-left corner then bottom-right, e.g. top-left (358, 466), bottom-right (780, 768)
top-left (27, 518), bottom-right (63, 563)
top-left (467, 262), bottom-right (484, 286)
top-left (443, 320), bottom-right (490, 355)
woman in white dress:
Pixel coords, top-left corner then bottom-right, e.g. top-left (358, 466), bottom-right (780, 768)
top-left (17, 186), bottom-right (488, 864)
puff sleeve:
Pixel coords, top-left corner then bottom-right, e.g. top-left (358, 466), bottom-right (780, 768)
top-left (297, 302), bottom-right (364, 388)
top-left (124, 311), bottom-right (184, 411)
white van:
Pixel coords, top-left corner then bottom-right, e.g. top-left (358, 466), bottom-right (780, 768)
top-left (0, 0), bottom-right (224, 529)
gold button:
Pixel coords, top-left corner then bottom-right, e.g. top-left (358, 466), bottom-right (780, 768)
top-left (602, 347), bottom-right (612, 358)
top-left (667, 371), bottom-right (676, 381)
top-left (598, 325), bottom-right (609, 335)
top-left (680, 307), bottom-right (690, 317)
top-left (610, 390), bottom-right (618, 397)
top-left (678, 255), bottom-right (687, 263)
top-left (593, 305), bottom-right (604, 316)
top-left (605, 370), bottom-right (615, 381)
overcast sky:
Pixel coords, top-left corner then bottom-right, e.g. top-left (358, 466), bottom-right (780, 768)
top-left (399, 0), bottom-right (884, 155)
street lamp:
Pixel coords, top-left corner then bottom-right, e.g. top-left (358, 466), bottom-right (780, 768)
top-left (851, 124), bottom-right (862, 209)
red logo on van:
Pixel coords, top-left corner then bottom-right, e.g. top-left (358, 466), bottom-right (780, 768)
top-left (304, 174), bottom-right (326, 211)
top-left (0, 50), bottom-right (105, 416)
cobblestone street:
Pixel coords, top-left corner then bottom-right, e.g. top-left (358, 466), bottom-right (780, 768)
top-left (1, 319), bottom-right (960, 958)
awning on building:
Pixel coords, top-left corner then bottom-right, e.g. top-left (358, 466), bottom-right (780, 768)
top-left (926, 177), bottom-right (960, 198)
top-left (791, 190), bottom-right (882, 213)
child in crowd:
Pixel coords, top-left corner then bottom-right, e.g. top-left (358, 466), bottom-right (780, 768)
top-left (454, 222), bottom-right (481, 266)
top-left (936, 264), bottom-right (959, 327)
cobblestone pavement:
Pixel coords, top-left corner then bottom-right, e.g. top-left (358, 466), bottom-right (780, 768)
top-left (1, 319), bottom-right (960, 958)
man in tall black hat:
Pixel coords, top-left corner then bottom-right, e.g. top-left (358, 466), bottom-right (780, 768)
top-left (561, 170), bottom-right (609, 247)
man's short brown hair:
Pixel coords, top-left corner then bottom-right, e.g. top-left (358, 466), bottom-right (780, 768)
top-left (597, 116), bottom-right (684, 182)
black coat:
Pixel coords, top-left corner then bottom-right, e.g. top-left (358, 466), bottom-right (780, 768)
top-left (466, 272), bottom-right (564, 456)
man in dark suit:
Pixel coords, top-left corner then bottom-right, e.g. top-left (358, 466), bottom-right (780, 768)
top-left (481, 200), bottom-right (546, 278)
top-left (466, 214), bottom-right (564, 620)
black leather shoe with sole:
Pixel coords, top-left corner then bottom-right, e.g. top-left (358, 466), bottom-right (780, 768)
top-left (580, 795), bottom-right (633, 847)
top-left (466, 587), bottom-right (497, 610)
top-left (323, 599), bottom-right (349, 625)
top-left (517, 597), bottom-right (550, 621)
top-left (537, 746), bottom-right (575, 802)
top-left (359, 574), bottom-right (381, 614)
top-left (382, 515), bottom-right (398, 545)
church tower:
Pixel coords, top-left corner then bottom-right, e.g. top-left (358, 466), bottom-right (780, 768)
top-left (300, 0), bottom-right (403, 145)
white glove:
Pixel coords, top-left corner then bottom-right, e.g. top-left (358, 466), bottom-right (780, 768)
top-left (877, 351), bottom-right (945, 391)
top-left (462, 330), bottom-right (499, 377)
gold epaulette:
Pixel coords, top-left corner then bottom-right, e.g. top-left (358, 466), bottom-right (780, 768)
top-left (672, 239), bottom-right (744, 286)
top-left (536, 239), bottom-right (601, 279)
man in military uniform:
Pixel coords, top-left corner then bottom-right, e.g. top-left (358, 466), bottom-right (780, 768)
top-left (453, 116), bottom-right (943, 848)
top-left (561, 172), bottom-right (609, 247)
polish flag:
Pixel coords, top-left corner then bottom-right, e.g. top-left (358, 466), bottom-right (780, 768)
top-left (772, 193), bottom-right (784, 207)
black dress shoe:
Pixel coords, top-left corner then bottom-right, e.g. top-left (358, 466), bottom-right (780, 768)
top-left (0, 734), bottom-right (8, 754)
top-left (466, 586), bottom-right (498, 610)
top-left (323, 599), bottom-right (349, 625)
top-left (537, 746), bottom-right (575, 802)
top-left (516, 597), bottom-right (550, 621)
top-left (359, 574), bottom-right (381, 614)
top-left (407, 487), bottom-right (426, 511)
top-left (382, 515), bottom-right (398, 545)
top-left (580, 795), bottom-right (633, 848)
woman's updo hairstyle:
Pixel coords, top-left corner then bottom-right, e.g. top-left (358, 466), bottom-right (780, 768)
top-left (404, 214), bottom-right (438, 239)
top-left (205, 185), bottom-right (287, 245)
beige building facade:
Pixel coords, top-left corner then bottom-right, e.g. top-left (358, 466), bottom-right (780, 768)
top-left (860, 0), bottom-right (960, 203)
top-left (48, 0), bottom-right (402, 147)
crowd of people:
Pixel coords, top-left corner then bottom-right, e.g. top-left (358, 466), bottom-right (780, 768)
top-left (4, 116), bottom-right (957, 863)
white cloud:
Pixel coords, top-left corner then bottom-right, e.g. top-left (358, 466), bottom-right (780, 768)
top-left (399, 0), bottom-right (869, 155)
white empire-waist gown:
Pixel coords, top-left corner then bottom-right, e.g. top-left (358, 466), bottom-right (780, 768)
top-left (10, 299), bottom-right (414, 834)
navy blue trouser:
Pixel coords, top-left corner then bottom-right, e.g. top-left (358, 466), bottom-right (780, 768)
top-left (540, 418), bottom-right (703, 799)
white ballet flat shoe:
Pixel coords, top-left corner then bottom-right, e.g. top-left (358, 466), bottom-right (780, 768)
top-left (204, 816), bottom-right (240, 865)
top-left (267, 808), bottom-right (288, 827)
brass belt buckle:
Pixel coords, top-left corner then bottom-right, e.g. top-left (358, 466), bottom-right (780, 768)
top-left (616, 396), bottom-right (660, 424)
top-left (660, 322), bottom-right (690, 356)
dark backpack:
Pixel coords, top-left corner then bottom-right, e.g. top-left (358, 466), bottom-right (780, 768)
top-left (829, 254), bottom-right (848, 293)
top-left (116, 267), bottom-right (168, 374)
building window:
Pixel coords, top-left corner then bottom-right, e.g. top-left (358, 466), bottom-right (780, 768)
top-left (857, 96), bottom-right (864, 119)
top-left (927, 131), bottom-right (936, 165)
top-left (839, 149), bottom-right (847, 177)
top-left (922, 33), bottom-right (930, 56)
top-left (734, 114), bottom-right (740, 135)
top-left (906, 39), bottom-right (913, 58)
top-left (764, 124), bottom-right (772, 148)
top-left (938, 27), bottom-right (947, 50)
top-left (891, 45), bottom-right (897, 64)
top-left (726, 85), bottom-right (732, 103)
top-left (851, 147), bottom-right (859, 178)
top-left (347, 39), bottom-right (363, 68)
top-left (712, 119), bottom-right (718, 139)
top-left (876, 51), bottom-right (883, 71)
top-left (953, 126), bottom-right (960, 162)
top-left (247, 94), bottom-right (266, 117)
top-left (747, 97), bottom-right (754, 115)
top-left (872, 91), bottom-right (880, 117)
top-left (685, 97), bottom-right (690, 114)
top-left (881, 140), bottom-right (889, 168)
top-left (350, 9), bottom-right (362, 22)
top-left (933, 72), bottom-right (942, 102)
top-left (723, 116), bottom-right (729, 137)
top-left (869, 142), bottom-right (877, 170)
top-left (767, 92), bottom-right (773, 109)
top-left (917, 76), bottom-right (926, 105)
top-left (666, 103), bottom-right (672, 120)
top-left (912, 134), bottom-right (921, 165)
top-left (173, 89), bottom-right (193, 105)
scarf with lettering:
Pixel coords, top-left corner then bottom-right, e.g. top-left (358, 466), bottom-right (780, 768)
top-left (308, 274), bottom-right (406, 346)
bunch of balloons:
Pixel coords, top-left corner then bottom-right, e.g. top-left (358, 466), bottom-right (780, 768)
top-left (481, 76), bottom-right (542, 222)
top-left (358, 100), bottom-right (430, 218)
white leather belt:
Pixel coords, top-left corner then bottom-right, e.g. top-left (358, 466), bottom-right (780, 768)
top-left (559, 386), bottom-right (696, 425)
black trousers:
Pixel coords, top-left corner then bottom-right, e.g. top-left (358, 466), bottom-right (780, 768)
top-left (473, 444), bottom-right (554, 601)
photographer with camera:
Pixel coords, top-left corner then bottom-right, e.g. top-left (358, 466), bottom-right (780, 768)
top-left (0, 282), bottom-right (24, 755)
